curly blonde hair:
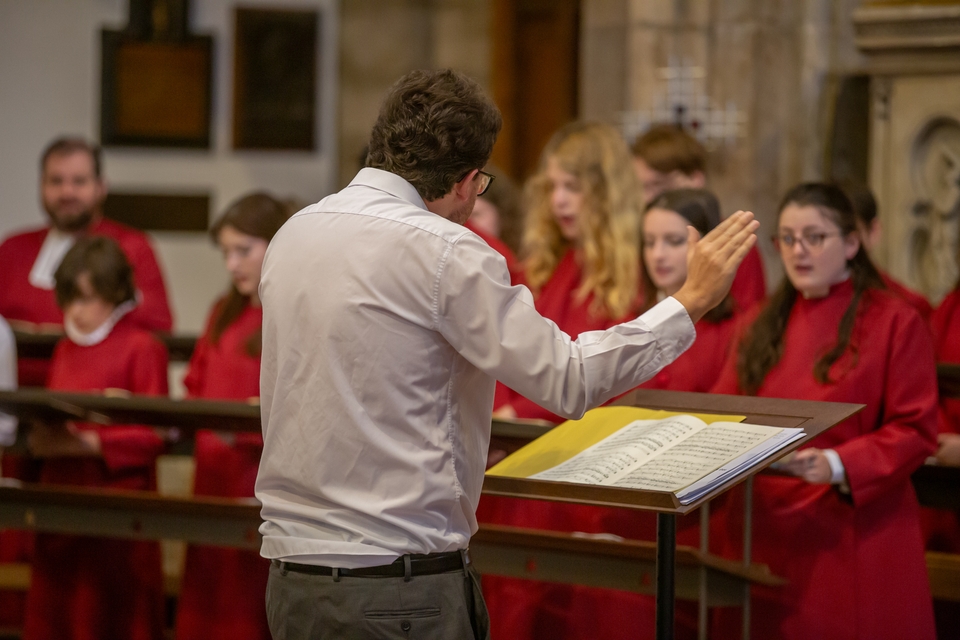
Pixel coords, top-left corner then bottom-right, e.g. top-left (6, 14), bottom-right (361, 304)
top-left (523, 121), bottom-right (642, 319)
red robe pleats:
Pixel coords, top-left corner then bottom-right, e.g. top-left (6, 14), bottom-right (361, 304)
top-left (710, 281), bottom-right (937, 640)
top-left (173, 300), bottom-right (271, 640)
top-left (23, 318), bottom-right (168, 640)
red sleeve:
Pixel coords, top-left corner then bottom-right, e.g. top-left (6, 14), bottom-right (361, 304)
top-left (98, 336), bottom-right (168, 472)
top-left (708, 309), bottom-right (757, 395)
top-left (835, 309), bottom-right (939, 506)
top-left (729, 245), bottom-right (766, 313)
top-left (121, 233), bottom-right (174, 332)
top-left (182, 301), bottom-right (223, 398)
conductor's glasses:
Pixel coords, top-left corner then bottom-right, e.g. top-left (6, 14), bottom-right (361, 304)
top-left (774, 231), bottom-right (841, 253)
top-left (476, 170), bottom-right (495, 196)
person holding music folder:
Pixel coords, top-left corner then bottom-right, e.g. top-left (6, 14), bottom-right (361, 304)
top-left (711, 182), bottom-right (937, 640)
top-left (255, 68), bottom-right (758, 640)
top-left (174, 192), bottom-right (292, 640)
top-left (23, 236), bottom-right (168, 640)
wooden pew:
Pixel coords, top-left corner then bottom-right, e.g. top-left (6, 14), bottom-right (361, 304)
top-left (0, 480), bottom-right (783, 607)
top-left (13, 330), bottom-right (197, 363)
top-left (1, 389), bottom-right (957, 603)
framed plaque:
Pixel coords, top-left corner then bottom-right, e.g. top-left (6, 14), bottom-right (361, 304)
top-left (100, 29), bottom-right (213, 148)
top-left (233, 8), bottom-right (319, 150)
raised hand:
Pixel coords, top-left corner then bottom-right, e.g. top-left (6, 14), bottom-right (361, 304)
top-left (673, 210), bottom-right (759, 323)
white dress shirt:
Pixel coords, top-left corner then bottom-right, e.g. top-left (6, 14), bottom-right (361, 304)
top-left (0, 316), bottom-right (17, 446)
top-left (255, 168), bottom-right (695, 568)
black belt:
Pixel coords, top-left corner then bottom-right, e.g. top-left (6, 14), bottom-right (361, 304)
top-left (276, 549), bottom-right (470, 579)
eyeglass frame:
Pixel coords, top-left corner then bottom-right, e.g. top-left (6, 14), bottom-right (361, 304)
top-left (773, 230), bottom-right (844, 253)
top-left (460, 169), bottom-right (495, 197)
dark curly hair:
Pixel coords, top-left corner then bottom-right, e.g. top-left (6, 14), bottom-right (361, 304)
top-left (365, 69), bottom-right (502, 201)
top-left (54, 236), bottom-right (136, 309)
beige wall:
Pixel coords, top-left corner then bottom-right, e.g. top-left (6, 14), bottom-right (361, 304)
top-left (0, 0), bottom-right (339, 334)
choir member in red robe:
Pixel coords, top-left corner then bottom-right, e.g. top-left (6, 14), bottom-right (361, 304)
top-left (0, 137), bottom-right (173, 387)
top-left (482, 122), bottom-right (650, 640)
top-left (0, 314), bottom-right (25, 630)
top-left (928, 286), bottom-right (960, 636)
top-left (558, 190), bottom-right (739, 640)
top-left (632, 123), bottom-right (766, 313)
top-left (23, 236), bottom-right (168, 640)
top-left (930, 286), bottom-right (960, 494)
top-left (174, 193), bottom-right (292, 640)
top-left (711, 182), bottom-right (937, 640)
top-left (844, 180), bottom-right (933, 324)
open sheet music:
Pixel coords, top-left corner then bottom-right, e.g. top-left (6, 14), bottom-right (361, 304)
top-left (489, 409), bottom-right (803, 504)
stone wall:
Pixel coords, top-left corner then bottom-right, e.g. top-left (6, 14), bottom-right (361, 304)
top-left (581, 0), bottom-right (868, 288)
top-left (338, 0), bottom-right (492, 188)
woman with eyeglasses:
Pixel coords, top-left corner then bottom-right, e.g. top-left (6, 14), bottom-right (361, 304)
top-left (710, 182), bottom-right (937, 639)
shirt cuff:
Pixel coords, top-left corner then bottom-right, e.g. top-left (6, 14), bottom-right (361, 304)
top-left (640, 296), bottom-right (696, 352)
top-left (823, 448), bottom-right (846, 485)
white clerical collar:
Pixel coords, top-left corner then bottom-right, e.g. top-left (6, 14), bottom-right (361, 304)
top-left (28, 229), bottom-right (76, 290)
top-left (64, 298), bottom-right (138, 347)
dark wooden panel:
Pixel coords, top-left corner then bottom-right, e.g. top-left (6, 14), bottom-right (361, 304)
top-left (827, 74), bottom-right (871, 184)
top-left (233, 8), bottom-right (318, 150)
top-left (100, 30), bottom-right (213, 148)
top-left (489, 0), bottom-right (579, 183)
top-left (104, 192), bottom-right (209, 232)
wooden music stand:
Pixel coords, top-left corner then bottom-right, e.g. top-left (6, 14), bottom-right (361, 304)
top-left (483, 389), bottom-right (863, 640)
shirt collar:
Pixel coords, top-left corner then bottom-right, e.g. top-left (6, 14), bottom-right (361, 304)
top-left (348, 168), bottom-right (428, 211)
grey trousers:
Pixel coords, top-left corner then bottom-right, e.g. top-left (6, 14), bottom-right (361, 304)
top-left (265, 559), bottom-right (491, 640)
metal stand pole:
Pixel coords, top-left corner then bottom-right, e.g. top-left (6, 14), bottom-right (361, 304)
top-left (742, 476), bottom-right (754, 640)
top-left (698, 501), bottom-right (710, 640)
top-left (656, 512), bottom-right (677, 640)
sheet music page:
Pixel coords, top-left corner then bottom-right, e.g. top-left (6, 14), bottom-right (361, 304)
top-left (529, 415), bottom-right (706, 485)
top-left (612, 422), bottom-right (780, 491)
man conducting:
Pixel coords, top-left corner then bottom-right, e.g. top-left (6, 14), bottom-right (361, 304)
top-left (256, 69), bottom-right (758, 640)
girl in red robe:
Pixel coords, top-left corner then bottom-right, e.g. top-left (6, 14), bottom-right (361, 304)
top-left (482, 122), bottom-right (649, 640)
top-left (23, 236), bottom-right (168, 640)
top-left (711, 182), bottom-right (937, 640)
top-left (174, 193), bottom-right (291, 640)
top-left (561, 190), bottom-right (740, 640)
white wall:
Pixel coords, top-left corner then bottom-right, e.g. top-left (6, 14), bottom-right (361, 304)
top-left (0, 0), bottom-right (339, 333)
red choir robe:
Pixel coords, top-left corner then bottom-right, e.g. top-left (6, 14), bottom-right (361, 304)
top-left (464, 220), bottom-right (524, 286)
top-left (710, 280), bottom-right (937, 640)
top-left (926, 288), bottom-right (960, 552)
top-left (492, 248), bottom-right (630, 421)
top-left (23, 316), bottom-right (168, 640)
top-left (0, 218), bottom-right (174, 386)
top-left (729, 244), bottom-right (766, 312)
top-left (558, 314), bottom-right (738, 640)
top-left (882, 271), bottom-right (933, 326)
top-left (174, 300), bottom-right (270, 640)
top-left (482, 247), bottom-right (662, 640)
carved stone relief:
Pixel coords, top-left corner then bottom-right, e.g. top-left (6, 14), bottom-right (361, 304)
top-left (909, 117), bottom-right (960, 301)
